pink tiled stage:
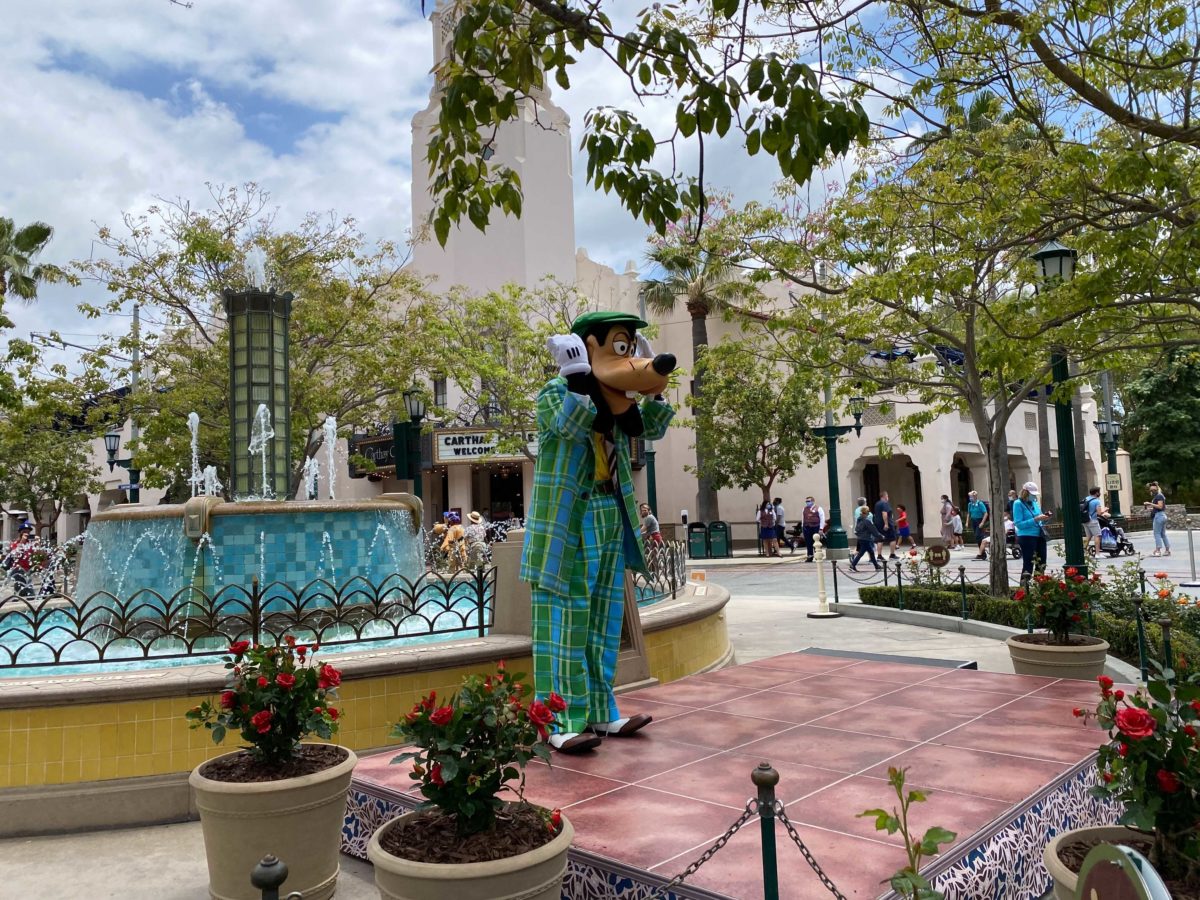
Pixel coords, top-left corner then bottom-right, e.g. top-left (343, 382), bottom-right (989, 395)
top-left (345, 652), bottom-right (1125, 899)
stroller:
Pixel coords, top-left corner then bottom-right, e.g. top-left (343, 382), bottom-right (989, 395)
top-left (1092, 513), bottom-right (1135, 557)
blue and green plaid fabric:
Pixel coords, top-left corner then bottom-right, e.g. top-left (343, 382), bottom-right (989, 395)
top-left (531, 493), bottom-right (625, 733)
top-left (520, 377), bottom-right (673, 595)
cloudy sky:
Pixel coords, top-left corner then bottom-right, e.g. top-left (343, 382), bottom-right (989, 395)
top-left (3, 0), bottom-right (824, 359)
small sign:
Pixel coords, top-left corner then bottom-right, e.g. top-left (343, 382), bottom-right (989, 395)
top-left (118, 484), bottom-right (136, 491)
top-left (924, 545), bottom-right (951, 568)
top-left (1106, 472), bottom-right (1123, 492)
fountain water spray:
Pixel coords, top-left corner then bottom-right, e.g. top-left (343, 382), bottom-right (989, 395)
top-left (187, 412), bottom-right (201, 497)
top-left (302, 455), bottom-right (320, 500)
top-left (202, 465), bottom-right (223, 498)
top-left (247, 404), bottom-right (276, 501)
top-left (322, 416), bottom-right (338, 501)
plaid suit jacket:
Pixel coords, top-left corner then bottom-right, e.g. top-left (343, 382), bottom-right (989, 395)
top-left (520, 377), bottom-right (674, 595)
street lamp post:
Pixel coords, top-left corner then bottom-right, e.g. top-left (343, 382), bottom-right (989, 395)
top-left (1031, 240), bottom-right (1086, 576)
top-left (809, 388), bottom-right (866, 560)
top-left (1095, 370), bottom-right (1124, 523)
top-left (403, 386), bottom-right (427, 505)
top-left (104, 429), bottom-right (141, 504)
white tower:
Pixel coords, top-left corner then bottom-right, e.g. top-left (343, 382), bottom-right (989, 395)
top-left (410, 3), bottom-right (578, 294)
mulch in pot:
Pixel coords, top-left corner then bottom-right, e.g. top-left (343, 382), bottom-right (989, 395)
top-left (1060, 835), bottom-right (1199, 899)
top-left (199, 744), bottom-right (348, 783)
top-left (379, 805), bottom-right (560, 864)
top-left (1011, 633), bottom-right (1105, 646)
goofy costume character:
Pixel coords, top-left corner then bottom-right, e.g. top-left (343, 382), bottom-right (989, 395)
top-left (520, 311), bottom-right (676, 753)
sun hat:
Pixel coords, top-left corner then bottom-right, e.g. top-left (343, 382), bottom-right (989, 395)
top-left (468, 511), bottom-right (483, 524)
top-left (1021, 481), bottom-right (1039, 495)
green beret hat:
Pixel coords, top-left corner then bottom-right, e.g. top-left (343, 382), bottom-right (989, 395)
top-left (570, 310), bottom-right (649, 338)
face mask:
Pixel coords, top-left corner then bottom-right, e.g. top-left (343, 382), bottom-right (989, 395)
top-left (805, 501), bottom-right (813, 507)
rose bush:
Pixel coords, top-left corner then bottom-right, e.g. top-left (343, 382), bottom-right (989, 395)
top-left (1012, 567), bottom-right (1105, 644)
top-left (390, 662), bottom-right (564, 836)
top-left (1085, 665), bottom-right (1200, 886)
top-left (185, 637), bottom-right (342, 767)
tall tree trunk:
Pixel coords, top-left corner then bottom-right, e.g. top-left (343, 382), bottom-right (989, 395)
top-left (1069, 360), bottom-right (1089, 497)
top-left (1037, 389), bottom-right (1057, 510)
top-left (985, 433), bottom-right (1010, 597)
top-left (690, 308), bottom-right (721, 522)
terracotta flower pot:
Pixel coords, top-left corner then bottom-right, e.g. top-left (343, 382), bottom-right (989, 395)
top-left (1005, 633), bottom-right (1110, 680)
top-left (189, 745), bottom-right (357, 900)
top-left (368, 807), bottom-right (573, 900)
top-left (1043, 825), bottom-right (1143, 900)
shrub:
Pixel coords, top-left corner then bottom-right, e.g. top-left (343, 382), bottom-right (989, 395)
top-left (185, 638), bottom-right (342, 766)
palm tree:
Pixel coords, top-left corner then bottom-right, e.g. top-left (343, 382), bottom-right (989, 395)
top-left (0, 218), bottom-right (63, 303)
top-left (640, 244), bottom-right (763, 523)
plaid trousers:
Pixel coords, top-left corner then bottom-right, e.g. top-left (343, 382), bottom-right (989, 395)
top-left (531, 492), bottom-right (625, 734)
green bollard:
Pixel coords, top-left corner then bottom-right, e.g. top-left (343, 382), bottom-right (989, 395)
top-left (896, 560), bottom-right (905, 611)
top-left (1158, 617), bottom-right (1175, 683)
top-left (1134, 597), bottom-right (1149, 683)
top-left (752, 762), bottom-right (781, 900)
top-left (958, 566), bottom-right (968, 620)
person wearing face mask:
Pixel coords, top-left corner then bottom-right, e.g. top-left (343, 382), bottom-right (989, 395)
top-left (799, 496), bottom-right (825, 562)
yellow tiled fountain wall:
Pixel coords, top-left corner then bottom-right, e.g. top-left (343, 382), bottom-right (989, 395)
top-left (0, 611), bottom-right (727, 789)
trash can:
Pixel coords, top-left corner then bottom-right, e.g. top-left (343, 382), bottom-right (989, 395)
top-left (687, 522), bottom-right (709, 559)
top-left (707, 521), bottom-right (732, 558)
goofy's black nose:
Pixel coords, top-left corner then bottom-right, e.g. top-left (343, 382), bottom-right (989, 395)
top-left (652, 353), bottom-right (676, 376)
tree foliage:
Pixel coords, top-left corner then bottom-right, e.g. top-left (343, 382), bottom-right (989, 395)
top-left (76, 185), bottom-right (435, 496)
top-left (689, 338), bottom-right (825, 503)
top-left (421, 0), bottom-right (869, 243)
top-left (1123, 353), bottom-right (1200, 504)
top-left (0, 216), bottom-right (69, 308)
top-left (424, 281), bottom-right (596, 459)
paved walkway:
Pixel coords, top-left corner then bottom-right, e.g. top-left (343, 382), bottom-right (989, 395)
top-left (7, 532), bottom-right (1186, 896)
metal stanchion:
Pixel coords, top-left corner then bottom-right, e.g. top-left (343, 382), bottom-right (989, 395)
top-left (808, 544), bottom-right (841, 619)
top-left (958, 566), bottom-right (969, 620)
top-left (1182, 522), bottom-right (1200, 589)
top-left (895, 559), bottom-right (905, 610)
top-left (1133, 596), bottom-right (1149, 684)
top-left (752, 763), bottom-right (781, 900)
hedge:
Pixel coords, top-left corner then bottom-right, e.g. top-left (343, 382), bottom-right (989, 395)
top-left (857, 587), bottom-right (1198, 677)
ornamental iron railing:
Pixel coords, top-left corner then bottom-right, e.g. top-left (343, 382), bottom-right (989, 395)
top-left (634, 539), bottom-right (687, 605)
top-left (0, 567), bottom-right (495, 669)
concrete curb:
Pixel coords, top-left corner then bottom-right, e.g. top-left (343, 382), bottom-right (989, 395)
top-left (831, 601), bottom-right (1143, 683)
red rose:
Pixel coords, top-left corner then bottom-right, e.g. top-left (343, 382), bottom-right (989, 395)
top-left (296, 645), bottom-right (308, 657)
top-left (429, 705), bottom-right (454, 726)
top-left (1192, 700), bottom-right (1200, 714)
top-left (1184, 725), bottom-right (1197, 738)
top-left (546, 692), bottom-right (567, 713)
top-left (285, 635), bottom-right (296, 647)
top-left (420, 691), bottom-right (436, 710)
top-left (497, 660), bottom-right (506, 672)
top-left (1154, 571), bottom-right (1168, 579)
top-left (1118, 743), bottom-right (1128, 757)
top-left (1071, 613), bottom-right (1081, 622)
top-left (219, 690), bottom-right (236, 709)
top-left (549, 808), bottom-right (562, 832)
top-left (275, 673), bottom-right (296, 690)
top-left (1065, 567), bottom-right (1078, 576)
top-left (256, 676), bottom-right (269, 688)
top-left (1101, 772), bottom-right (1113, 783)
top-left (1114, 690), bottom-right (1124, 701)
top-left (528, 700), bottom-right (553, 726)
top-left (313, 706), bottom-right (323, 715)
top-left (1097, 676), bottom-right (1114, 690)
top-left (229, 640), bottom-right (251, 655)
top-left (327, 708), bottom-right (340, 720)
top-left (430, 762), bottom-right (445, 786)
top-left (318, 664), bottom-right (341, 689)
top-left (250, 710), bottom-right (272, 734)
top-left (1013, 589), bottom-right (1027, 601)
top-left (1072, 575), bottom-right (1085, 584)
top-left (1072, 707), bottom-right (1084, 718)
top-left (1156, 769), bottom-right (1181, 793)
top-left (1115, 707), bottom-right (1156, 740)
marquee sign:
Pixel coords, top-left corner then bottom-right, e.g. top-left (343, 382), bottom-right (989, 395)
top-left (434, 429), bottom-right (537, 464)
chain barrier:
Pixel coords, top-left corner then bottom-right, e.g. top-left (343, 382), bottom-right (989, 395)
top-left (644, 763), bottom-right (847, 900)
top-left (830, 562), bottom-right (887, 586)
top-left (643, 802), bottom-right (756, 900)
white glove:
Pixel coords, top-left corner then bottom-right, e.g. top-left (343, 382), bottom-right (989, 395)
top-left (547, 334), bottom-right (590, 377)
top-left (634, 334), bottom-right (654, 359)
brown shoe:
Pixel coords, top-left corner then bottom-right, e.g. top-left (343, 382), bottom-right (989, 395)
top-left (589, 714), bottom-right (653, 737)
top-left (549, 732), bottom-right (602, 754)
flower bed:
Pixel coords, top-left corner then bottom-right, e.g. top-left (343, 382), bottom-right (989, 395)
top-left (857, 586), bottom-right (1199, 676)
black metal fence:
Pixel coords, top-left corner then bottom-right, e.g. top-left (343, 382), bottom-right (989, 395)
top-left (634, 540), bottom-right (687, 604)
top-left (0, 568), bottom-right (495, 669)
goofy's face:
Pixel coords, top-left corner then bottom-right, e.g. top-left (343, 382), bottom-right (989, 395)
top-left (584, 325), bottom-right (675, 415)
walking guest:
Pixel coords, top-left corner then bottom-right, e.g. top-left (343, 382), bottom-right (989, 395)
top-left (895, 504), bottom-right (915, 548)
top-left (5, 524), bottom-right (35, 599)
top-left (464, 511), bottom-right (490, 568)
top-left (1143, 481), bottom-right (1171, 557)
top-left (1013, 482), bottom-right (1052, 583)
top-left (1005, 488), bottom-right (1018, 518)
top-left (849, 506), bottom-right (884, 572)
top-left (758, 500), bottom-right (780, 557)
top-left (967, 490), bottom-right (989, 557)
top-left (873, 490), bottom-right (897, 560)
top-left (639, 502), bottom-right (663, 546)
top-left (1083, 487), bottom-right (1103, 556)
top-left (772, 497), bottom-right (794, 553)
top-left (950, 507), bottom-right (964, 548)
top-left (939, 494), bottom-right (955, 545)
top-left (854, 497), bottom-right (868, 521)
top-left (800, 496), bottom-right (825, 562)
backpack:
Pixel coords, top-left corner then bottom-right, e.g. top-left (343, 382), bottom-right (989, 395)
top-left (1079, 498), bottom-right (1091, 517)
